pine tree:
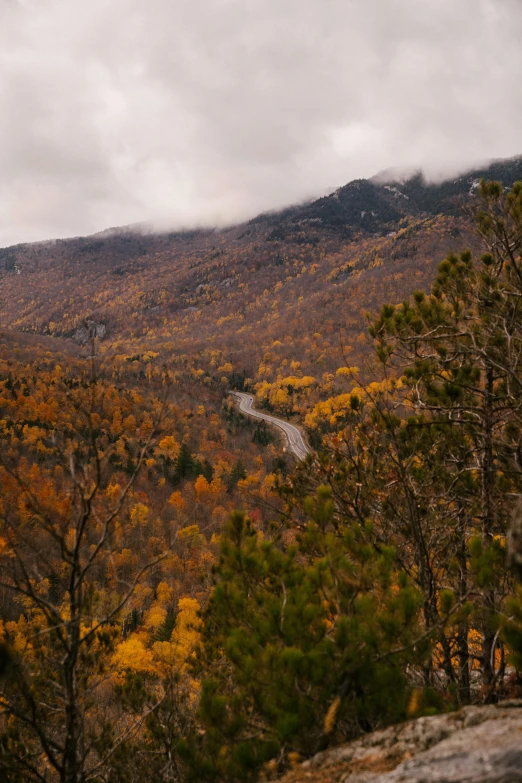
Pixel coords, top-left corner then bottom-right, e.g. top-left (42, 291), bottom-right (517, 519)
top-left (190, 490), bottom-right (425, 781)
top-left (154, 607), bottom-right (177, 642)
top-left (175, 442), bottom-right (196, 480)
top-left (366, 180), bottom-right (522, 697)
top-left (227, 459), bottom-right (247, 492)
top-left (194, 458), bottom-right (214, 483)
top-left (252, 421), bottom-right (273, 446)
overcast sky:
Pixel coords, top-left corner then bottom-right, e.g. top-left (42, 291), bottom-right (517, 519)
top-left (1, 0), bottom-right (521, 246)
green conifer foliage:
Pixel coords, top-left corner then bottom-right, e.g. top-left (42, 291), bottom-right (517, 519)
top-left (155, 607), bottom-right (177, 642)
top-left (191, 489), bottom-right (425, 781)
top-left (366, 180), bottom-right (522, 698)
top-left (227, 459), bottom-right (247, 492)
top-left (175, 442), bottom-right (196, 480)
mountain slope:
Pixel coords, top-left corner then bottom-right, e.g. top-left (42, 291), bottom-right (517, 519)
top-left (0, 155), bottom-right (520, 402)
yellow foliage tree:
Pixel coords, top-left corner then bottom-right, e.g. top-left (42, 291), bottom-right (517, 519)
top-left (112, 636), bottom-right (157, 678)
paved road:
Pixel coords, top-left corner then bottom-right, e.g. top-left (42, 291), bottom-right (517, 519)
top-left (231, 392), bottom-right (310, 461)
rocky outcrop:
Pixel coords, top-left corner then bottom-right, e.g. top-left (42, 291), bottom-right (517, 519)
top-left (280, 701), bottom-right (522, 783)
top-left (72, 321), bottom-right (106, 344)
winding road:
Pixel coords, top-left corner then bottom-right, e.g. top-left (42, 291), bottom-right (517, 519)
top-left (231, 392), bottom-right (310, 461)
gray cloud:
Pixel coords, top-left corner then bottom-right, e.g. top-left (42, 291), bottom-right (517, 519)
top-left (1, 0), bottom-right (521, 245)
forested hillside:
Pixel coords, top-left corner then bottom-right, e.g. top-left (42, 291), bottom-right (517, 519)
top-left (1, 156), bottom-right (521, 418)
top-left (2, 162), bottom-right (522, 782)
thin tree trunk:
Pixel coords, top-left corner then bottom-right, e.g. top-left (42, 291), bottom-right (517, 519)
top-left (457, 521), bottom-right (470, 704)
top-left (481, 365), bottom-right (497, 698)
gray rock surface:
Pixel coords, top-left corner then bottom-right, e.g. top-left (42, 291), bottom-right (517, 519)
top-left (73, 321), bottom-right (106, 344)
top-left (281, 702), bottom-right (522, 783)
top-left (377, 709), bottom-right (522, 782)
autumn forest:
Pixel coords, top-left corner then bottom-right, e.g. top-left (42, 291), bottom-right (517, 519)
top-left (2, 159), bottom-right (522, 782)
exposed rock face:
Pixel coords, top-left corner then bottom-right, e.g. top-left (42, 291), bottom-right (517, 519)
top-left (280, 702), bottom-right (522, 783)
top-left (72, 321), bottom-right (106, 345)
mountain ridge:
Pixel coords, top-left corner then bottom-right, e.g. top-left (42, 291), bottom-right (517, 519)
top-left (1, 154), bottom-right (522, 255)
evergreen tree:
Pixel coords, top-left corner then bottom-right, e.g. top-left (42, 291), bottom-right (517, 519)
top-left (295, 181), bottom-right (522, 703)
top-left (175, 442), bottom-right (196, 481)
top-left (195, 458), bottom-right (214, 483)
top-left (366, 180), bottom-right (522, 697)
top-left (271, 455), bottom-right (288, 475)
top-left (190, 490), bottom-right (426, 781)
top-left (227, 459), bottom-right (247, 492)
top-left (252, 421), bottom-right (273, 446)
top-left (154, 607), bottom-right (177, 642)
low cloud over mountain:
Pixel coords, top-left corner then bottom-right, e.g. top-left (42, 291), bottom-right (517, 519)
top-left (1, 0), bottom-right (522, 245)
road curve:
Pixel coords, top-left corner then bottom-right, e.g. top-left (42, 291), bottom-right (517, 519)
top-left (231, 392), bottom-right (310, 461)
